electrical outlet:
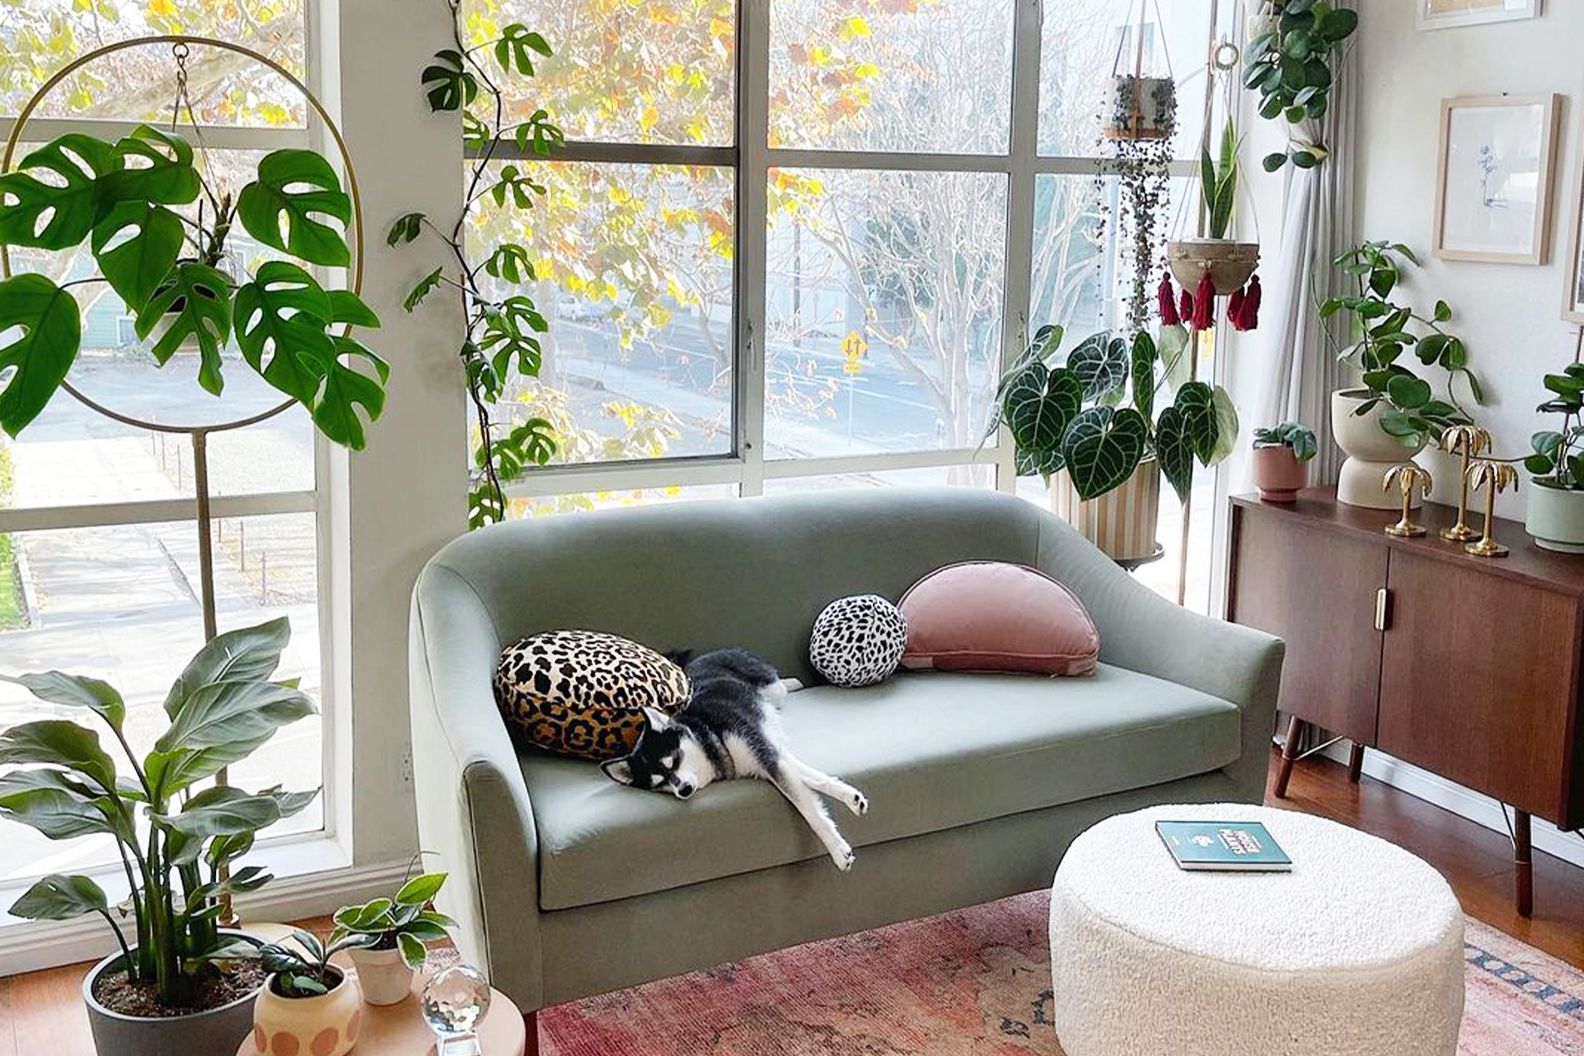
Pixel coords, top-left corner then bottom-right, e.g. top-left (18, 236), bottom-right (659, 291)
top-left (399, 749), bottom-right (414, 787)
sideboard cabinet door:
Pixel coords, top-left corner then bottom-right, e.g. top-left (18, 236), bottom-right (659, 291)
top-left (1228, 504), bottom-right (1386, 745)
top-left (1378, 549), bottom-right (1581, 823)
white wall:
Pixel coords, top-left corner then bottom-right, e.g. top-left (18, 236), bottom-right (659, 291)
top-left (1355, 2), bottom-right (1584, 518)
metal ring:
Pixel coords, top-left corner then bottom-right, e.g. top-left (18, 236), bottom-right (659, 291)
top-left (1212, 40), bottom-right (1241, 71)
top-left (0, 34), bottom-right (365, 436)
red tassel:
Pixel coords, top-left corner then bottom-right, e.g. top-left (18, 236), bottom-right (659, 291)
top-left (1227, 286), bottom-right (1247, 331)
top-left (1243, 273), bottom-right (1262, 331)
top-left (1157, 274), bottom-right (1180, 326)
top-left (1178, 288), bottom-right (1194, 326)
top-left (1192, 272), bottom-right (1215, 331)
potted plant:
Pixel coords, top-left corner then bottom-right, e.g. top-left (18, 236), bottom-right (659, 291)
top-left (1244, 0), bottom-right (1359, 172)
top-left (332, 870), bottom-right (453, 1005)
top-left (1104, 74), bottom-right (1176, 142)
top-left (250, 929), bottom-right (374, 1056)
top-left (996, 324), bottom-right (1237, 561)
top-left (1168, 119), bottom-right (1260, 303)
top-left (1321, 240), bottom-right (1484, 508)
top-left (0, 124), bottom-right (388, 448)
top-left (1251, 422), bottom-right (1318, 502)
top-left (1525, 362), bottom-right (1584, 553)
top-left (0, 618), bottom-right (317, 1056)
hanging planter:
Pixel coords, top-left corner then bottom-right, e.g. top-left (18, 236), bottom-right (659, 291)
top-left (1165, 114), bottom-right (1262, 330)
top-left (1103, 76), bottom-right (1177, 141)
top-left (1167, 239), bottom-right (1259, 296)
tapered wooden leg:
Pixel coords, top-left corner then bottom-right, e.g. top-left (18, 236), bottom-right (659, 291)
top-left (1273, 715), bottom-right (1304, 799)
top-left (1514, 809), bottom-right (1533, 918)
top-left (1347, 743), bottom-right (1365, 784)
top-left (523, 1009), bottom-right (539, 1056)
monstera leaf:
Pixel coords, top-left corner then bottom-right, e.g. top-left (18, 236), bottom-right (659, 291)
top-left (237, 150), bottom-right (353, 267)
top-left (1067, 332), bottom-right (1129, 400)
top-left (91, 202), bottom-right (184, 312)
top-left (0, 135), bottom-right (122, 249)
top-left (1002, 361), bottom-right (1083, 454)
top-left (1062, 406), bottom-right (1149, 500)
top-left (100, 126), bottom-right (201, 207)
top-left (1155, 406), bottom-right (1196, 503)
top-left (307, 335), bottom-right (389, 451)
top-left (0, 274), bottom-right (80, 437)
top-left (134, 262), bottom-right (232, 392)
top-left (234, 262), bottom-right (337, 405)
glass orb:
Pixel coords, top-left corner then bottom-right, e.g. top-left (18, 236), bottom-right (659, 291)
top-left (421, 964), bottom-right (493, 1036)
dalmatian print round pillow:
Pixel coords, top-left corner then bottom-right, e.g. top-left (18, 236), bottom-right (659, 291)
top-left (809, 594), bottom-right (909, 687)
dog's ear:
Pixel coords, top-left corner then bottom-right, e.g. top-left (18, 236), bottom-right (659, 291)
top-left (641, 706), bottom-right (673, 731)
top-left (601, 757), bottom-right (636, 786)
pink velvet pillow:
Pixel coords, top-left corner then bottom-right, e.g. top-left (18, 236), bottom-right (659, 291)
top-left (898, 561), bottom-right (1099, 676)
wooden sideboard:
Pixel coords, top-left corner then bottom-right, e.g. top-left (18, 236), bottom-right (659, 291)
top-left (1227, 488), bottom-right (1584, 916)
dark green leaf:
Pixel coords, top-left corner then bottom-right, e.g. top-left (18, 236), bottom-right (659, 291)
top-left (1002, 363), bottom-right (1081, 453)
top-left (404, 267), bottom-right (445, 313)
top-left (234, 262), bottom-right (336, 406)
top-left (1061, 407), bottom-right (1149, 501)
top-left (99, 125), bottom-right (200, 207)
top-left (133, 262), bottom-right (232, 391)
top-left (237, 150), bottom-right (353, 267)
top-left (1263, 151), bottom-right (1288, 173)
top-left (154, 785), bottom-right (282, 840)
top-left (0, 273), bottom-right (80, 437)
top-left (90, 201), bottom-right (183, 312)
top-left (421, 50), bottom-right (478, 112)
top-left (1173, 382), bottom-right (1220, 463)
top-left (1208, 385), bottom-right (1240, 464)
top-left (0, 720), bottom-right (118, 793)
top-left (328, 290), bottom-right (380, 329)
top-left (0, 135), bottom-right (121, 249)
top-left (10, 874), bottom-right (107, 922)
top-left (1387, 374), bottom-right (1432, 410)
top-left (2, 671), bottom-right (124, 731)
top-left (307, 335), bottom-right (389, 451)
top-left (484, 243), bottom-right (534, 284)
top-left (162, 617), bottom-right (290, 719)
top-left (387, 212), bottom-right (425, 246)
top-left (1527, 453), bottom-right (1558, 476)
top-left (1131, 332), bottom-right (1157, 422)
top-left (1068, 334), bottom-right (1129, 399)
top-left (1155, 406), bottom-right (1195, 504)
top-left (493, 24), bottom-right (553, 75)
top-left (1433, 299), bottom-right (1453, 323)
top-left (1291, 150), bottom-right (1318, 169)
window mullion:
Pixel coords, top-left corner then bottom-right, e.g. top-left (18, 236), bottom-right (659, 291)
top-left (736, 0), bottom-right (771, 497)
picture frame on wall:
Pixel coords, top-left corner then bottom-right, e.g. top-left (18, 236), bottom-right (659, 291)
top-left (1417, 0), bottom-right (1542, 31)
top-left (1434, 94), bottom-right (1561, 265)
top-left (1565, 133), bottom-right (1584, 323)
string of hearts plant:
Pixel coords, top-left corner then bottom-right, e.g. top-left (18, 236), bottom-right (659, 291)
top-left (389, 0), bottom-right (566, 528)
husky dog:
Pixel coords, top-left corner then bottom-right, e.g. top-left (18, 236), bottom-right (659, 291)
top-left (600, 648), bottom-right (869, 870)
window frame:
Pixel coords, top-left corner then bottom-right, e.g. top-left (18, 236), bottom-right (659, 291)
top-left (477, 0), bottom-right (1214, 502)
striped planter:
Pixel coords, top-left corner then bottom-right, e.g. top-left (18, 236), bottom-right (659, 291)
top-left (1050, 459), bottom-right (1162, 562)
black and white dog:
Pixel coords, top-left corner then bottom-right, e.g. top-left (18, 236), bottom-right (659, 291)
top-left (600, 648), bottom-right (869, 871)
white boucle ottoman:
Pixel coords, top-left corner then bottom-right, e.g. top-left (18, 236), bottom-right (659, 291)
top-left (1048, 804), bottom-right (1464, 1056)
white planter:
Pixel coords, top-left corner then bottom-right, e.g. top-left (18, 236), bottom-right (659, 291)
top-left (349, 946), bottom-right (414, 1006)
top-left (1526, 481), bottom-right (1584, 554)
top-left (1051, 459), bottom-right (1161, 562)
top-left (1332, 389), bottom-right (1426, 509)
top-left (1102, 76), bottom-right (1175, 141)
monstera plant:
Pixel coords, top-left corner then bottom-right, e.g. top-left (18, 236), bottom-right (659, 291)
top-left (0, 124), bottom-right (387, 448)
top-left (996, 324), bottom-right (1237, 505)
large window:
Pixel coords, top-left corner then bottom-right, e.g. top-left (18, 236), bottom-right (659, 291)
top-left (475, 0), bottom-right (1224, 561)
top-left (0, 3), bottom-right (330, 888)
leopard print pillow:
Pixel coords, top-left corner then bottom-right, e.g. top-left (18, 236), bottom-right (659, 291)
top-left (494, 630), bottom-right (691, 761)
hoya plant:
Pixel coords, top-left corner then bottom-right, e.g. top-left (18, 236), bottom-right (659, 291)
top-left (994, 324), bottom-right (1238, 504)
top-left (332, 870), bottom-right (452, 969)
top-left (390, 1), bottom-right (566, 528)
top-left (1527, 362), bottom-right (1584, 491)
top-left (1321, 240), bottom-right (1484, 449)
top-left (1244, 0), bottom-right (1359, 172)
top-left (0, 618), bottom-right (317, 1007)
top-left (0, 124), bottom-right (387, 448)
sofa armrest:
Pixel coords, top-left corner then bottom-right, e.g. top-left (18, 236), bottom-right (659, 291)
top-left (409, 562), bottom-right (544, 1009)
top-left (1035, 516), bottom-right (1284, 798)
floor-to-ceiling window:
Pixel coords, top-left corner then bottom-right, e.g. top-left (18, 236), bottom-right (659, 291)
top-left (0, 2), bottom-right (332, 888)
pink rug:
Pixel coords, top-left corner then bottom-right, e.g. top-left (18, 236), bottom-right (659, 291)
top-left (536, 892), bottom-right (1584, 1055)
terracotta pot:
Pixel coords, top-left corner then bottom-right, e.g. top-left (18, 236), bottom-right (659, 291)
top-left (1167, 239), bottom-right (1260, 296)
top-left (1251, 446), bottom-right (1309, 503)
top-left (82, 932), bottom-right (263, 1056)
top-left (1050, 459), bottom-right (1161, 562)
top-left (1332, 389), bottom-right (1426, 509)
top-left (348, 946), bottom-right (414, 1006)
top-left (1102, 76), bottom-right (1176, 141)
top-left (1526, 481), bottom-right (1584, 554)
top-left (250, 967), bottom-right (363, 1056)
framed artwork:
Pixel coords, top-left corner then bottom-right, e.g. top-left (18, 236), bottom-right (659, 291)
top-left (1565, 134), bottom-right (1584, 322)
top-left (1434, 94), bottom-right (1561, 265)
top-left (1417, 0), bottom-right (1542, 31)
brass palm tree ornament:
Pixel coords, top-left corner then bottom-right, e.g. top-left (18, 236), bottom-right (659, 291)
top-left (1439, 425), bottom-right (1491, 542)
top-left (1384, 464), bottom-right (1434, 537)
top-left (1466, 460), bottom-right (1520, 557)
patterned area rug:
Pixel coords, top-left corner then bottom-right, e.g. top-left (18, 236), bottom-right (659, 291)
top-left (537, 892), bottom-right (1584, 1055)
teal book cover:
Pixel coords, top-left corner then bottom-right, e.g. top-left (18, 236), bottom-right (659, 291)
top-left (1155, 820), bottom-right (1293, 872)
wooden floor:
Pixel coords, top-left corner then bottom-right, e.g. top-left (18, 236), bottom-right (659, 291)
top-left (5, 749), bottom-right (1584, 1054)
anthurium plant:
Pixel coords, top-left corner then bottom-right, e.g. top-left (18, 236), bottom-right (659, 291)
top-left (1527, 362), bottom-right (1584, 491)
top-left (1321, 240), bottom-right (1484, 450)
top-left (995, 324), bottom-right (1238, 504)
top-left (0, 618), bottom-right (317, 1008)
top-left (0, 125), bottom-right (387, 448)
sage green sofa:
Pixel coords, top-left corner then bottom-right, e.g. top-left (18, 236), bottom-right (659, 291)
top-left (408, 487), bottom-right (1283, 1024)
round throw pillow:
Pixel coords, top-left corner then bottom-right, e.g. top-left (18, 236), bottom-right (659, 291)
top-left (809, 594), bottom-right (908, 687)
top-left (494, 629), bottom-right (691, 761)
top-left (899, 561), bottom-right (1098, 676)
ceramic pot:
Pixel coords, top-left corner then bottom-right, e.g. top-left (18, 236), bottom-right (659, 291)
top-left (1526, 481), bottom-right (1584, 554)
top-left (348, 945), bottom-right (413, 1006)
top-left (1251, 446), bottom-right (1309, 503)
top-left (83, 939), bottom-right (262, 1056)
top-left (1050, 459), bottom-right (1161, 563)
top-left (250, 967), bottom-right (363, 1056)
top-left (1167, 239), bottom-right (1260, 296)
top-left (1332, 389), bottom-right (1426, 509)
top-left (1102, 76), bottom-right (1175, 141)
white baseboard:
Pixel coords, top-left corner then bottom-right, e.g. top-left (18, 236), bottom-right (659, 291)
top-left (0, 858), bottom-right (413, 977)
top-left (1319, 742), bottom-right (1584, 869)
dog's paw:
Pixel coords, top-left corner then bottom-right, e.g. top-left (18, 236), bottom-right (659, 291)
top-left (847, 790), bottom-right (869, 817)
top-left (830, 843), bottom-right (855, 871)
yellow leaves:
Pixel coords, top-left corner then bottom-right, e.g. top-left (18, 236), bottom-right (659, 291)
top-left (838, 15), bottom-right (872, 40)
top-left (259, 102), bottom-right (291, 126)
top-left (640, 106), bottom-right (659, 134)
top-left (853, 62), bottom-right (880, 81)
top-left (145, 0), bottom-right (178, 19)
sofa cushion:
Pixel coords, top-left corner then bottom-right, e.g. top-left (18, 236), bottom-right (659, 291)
top-left (899, 561), bottom-right (1099, 675)
top-left (521, 665), bottom-right (1242, 911)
